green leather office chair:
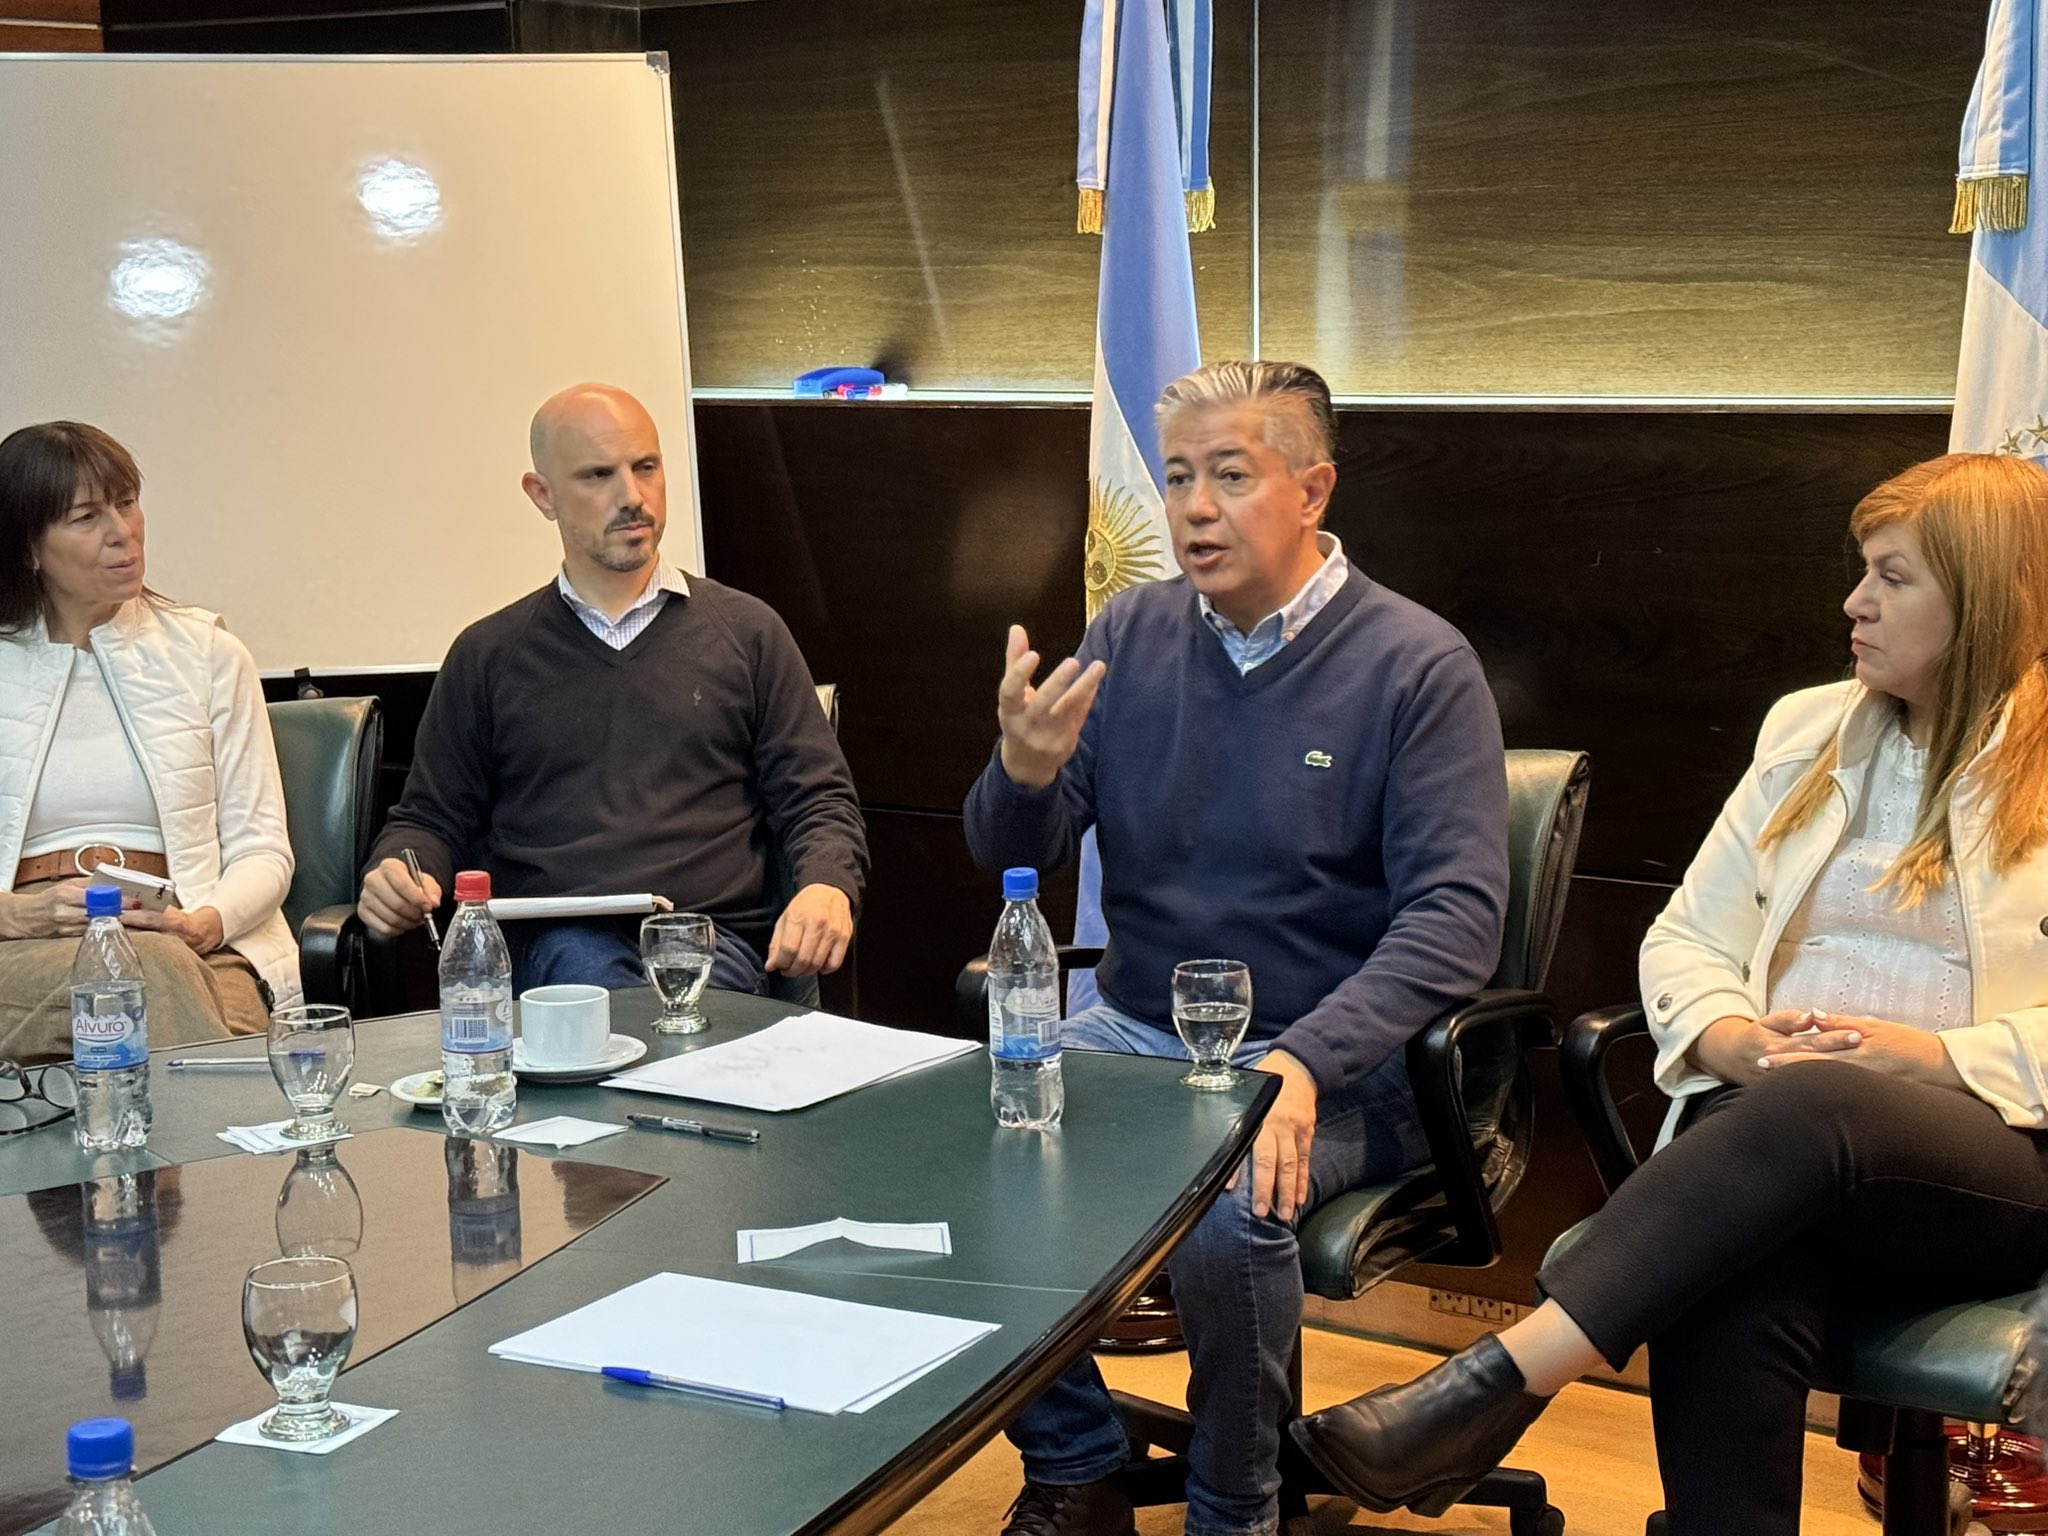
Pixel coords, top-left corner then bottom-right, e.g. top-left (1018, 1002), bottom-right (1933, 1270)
top-left (956, 748), bottom-right (1591, 1536)
top-left (1559, 1006), bottom-right (2028, 1536)
top-left (266, 697), bottom-right (385, 1012)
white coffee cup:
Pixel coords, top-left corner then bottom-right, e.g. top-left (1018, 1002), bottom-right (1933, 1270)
top-left (518, 984), bottom-right (610, 1068)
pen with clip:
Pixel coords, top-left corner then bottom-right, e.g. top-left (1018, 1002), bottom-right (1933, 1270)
top-left (625, 1111), bottom-right (760, 1145)
top-left (166, 1056), bottom-right (270, 1070)
top-left (601, 1366), bottom-right (784, 1411)
top-left (402, 847), bottom-right (441, 947)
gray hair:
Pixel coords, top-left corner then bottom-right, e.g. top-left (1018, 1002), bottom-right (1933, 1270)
top-left (1155, 360), bottom-right (1337, 471)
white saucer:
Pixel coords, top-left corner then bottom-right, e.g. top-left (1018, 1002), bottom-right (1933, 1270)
top-left (512, 1033), bottom-right (648, 1083)
top-left (390, 1070), bottom-right (443, 1108)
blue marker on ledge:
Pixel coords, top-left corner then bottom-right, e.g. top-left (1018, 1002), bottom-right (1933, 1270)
top-left (601, 1366), bottom-right (785, 1412)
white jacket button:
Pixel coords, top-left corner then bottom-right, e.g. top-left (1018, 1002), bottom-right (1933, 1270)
top-left (1656, 992), bottom-right (1673, 1014)
top-left (1755, 891), bottom-right (1767, 908)
top-left (2040, 916), bottom-right (2048, 937)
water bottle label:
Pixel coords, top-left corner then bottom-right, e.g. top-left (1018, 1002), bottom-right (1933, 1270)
top-left (988, 985), bottom-right (1060, 1060)
top-left (442, 993), bottom-right (513, 1054)
top-left (72, 994), bottom-right (147, 1071)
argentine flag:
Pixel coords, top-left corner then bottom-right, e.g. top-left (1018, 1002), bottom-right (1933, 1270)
top-left (1953, 0), bottom-right (2048, 455)
top-left (1070, 0), bottom-right (1202, 1009)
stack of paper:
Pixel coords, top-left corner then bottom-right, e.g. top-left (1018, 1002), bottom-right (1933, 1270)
top-left (488, 1272), bottom-right (999, 1414)
top-left (737, 1218), bottom-right (953, 1264)
top-left (603, 1011), bottom-right (978, 1112)
top-left (217, 1121), bottom-right (353, 1154)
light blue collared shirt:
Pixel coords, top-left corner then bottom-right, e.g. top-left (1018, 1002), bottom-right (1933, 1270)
top-left (555, 558), bottom-right (691, 651)
top-left (1198, 532), bottom-right (1350, 673)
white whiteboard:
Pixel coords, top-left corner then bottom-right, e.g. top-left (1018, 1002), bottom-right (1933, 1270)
top-left (0, 52), bottom-right (701, 671)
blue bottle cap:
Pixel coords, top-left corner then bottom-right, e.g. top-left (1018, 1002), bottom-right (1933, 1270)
top-left (83, 886), bottom-right (122, 919)
top-left (66, 1417), bottom-right (133, 1479)
top-left (1002, 867), bottom-right (1038, 902)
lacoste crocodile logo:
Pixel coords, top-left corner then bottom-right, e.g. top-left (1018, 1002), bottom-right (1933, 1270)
top-left (1304, 750), bottom-right (1333, 769)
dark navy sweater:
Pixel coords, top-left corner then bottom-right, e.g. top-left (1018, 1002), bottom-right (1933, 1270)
top-left (964, 572), bottom-right (1508, 1094)
top-left (369, 579), bottom-right (866, 953)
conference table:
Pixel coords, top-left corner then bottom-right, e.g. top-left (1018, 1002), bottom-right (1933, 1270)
top-left (0, 989), bottom-right (1274, 1535)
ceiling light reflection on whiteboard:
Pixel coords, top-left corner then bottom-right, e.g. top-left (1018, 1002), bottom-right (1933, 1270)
top-left (358, 159), bottom-right (442, 242)
top-left (108, 239), bottom-right (211, 326)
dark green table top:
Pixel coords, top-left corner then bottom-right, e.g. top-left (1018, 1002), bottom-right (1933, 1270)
top-left (8, 990), bottom-right (1273, 1536)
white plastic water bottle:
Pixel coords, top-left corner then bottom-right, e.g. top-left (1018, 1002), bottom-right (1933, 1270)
top-left (71, 887), bottom-right (151, 1152)
top-left (439, 870), bottom-right (515, 1136)
top-left (54, 1418), bottom-right (157, 1536)
top-left (987, 866), bottom-right (1063, 1130)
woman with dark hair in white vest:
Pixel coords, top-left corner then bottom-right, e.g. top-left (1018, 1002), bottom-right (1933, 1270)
top-left (0, 421), bottom-right (296, 1061)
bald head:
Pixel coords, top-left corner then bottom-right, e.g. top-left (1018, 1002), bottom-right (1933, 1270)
top-left (528, 383), bottom-right (658, 477)
top-left (521, 382), bottom-right (669, 589)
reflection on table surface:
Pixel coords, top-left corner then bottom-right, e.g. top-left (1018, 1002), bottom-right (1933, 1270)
top-left (0, 1128), bottom-right (662, 1536)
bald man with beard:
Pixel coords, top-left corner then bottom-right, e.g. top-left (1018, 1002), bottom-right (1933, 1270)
top-left (358, 383), bottom-right (865, 998)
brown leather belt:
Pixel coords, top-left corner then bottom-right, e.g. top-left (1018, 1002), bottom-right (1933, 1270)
top-left (12, 845), bottom-right (171, 888)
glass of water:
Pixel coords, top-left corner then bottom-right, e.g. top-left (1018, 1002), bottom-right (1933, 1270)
top-left (267, 1005), bottom-right (354, 1141)
top-left (242, 1254), bottom-right (358, 1441)
top-left (1171, 959), bottom-right (1253, 1090)
top-left (640, 912), bottom-right (716, 1034)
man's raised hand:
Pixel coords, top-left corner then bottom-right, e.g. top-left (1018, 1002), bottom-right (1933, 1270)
top-left (996, 624), bottom-right (1106, 790)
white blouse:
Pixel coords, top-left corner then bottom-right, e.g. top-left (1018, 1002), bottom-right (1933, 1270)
top-left (19, 650), bottom-right (165, 859)
top-left (1769, 718), bottom-right (1972, 1031)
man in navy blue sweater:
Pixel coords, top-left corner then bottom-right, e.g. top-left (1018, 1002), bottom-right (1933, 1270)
top-left (965, 361), bottom-right (1509, 1536)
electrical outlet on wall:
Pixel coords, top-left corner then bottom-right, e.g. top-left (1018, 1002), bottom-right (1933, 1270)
top-left (1427, 1289), bottom-right (1525, 1325)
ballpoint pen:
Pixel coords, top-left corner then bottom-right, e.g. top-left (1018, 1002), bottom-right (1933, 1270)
top-left (625, 1111), bottom-right (760, 1145)
top-left (402, 847), bottom-right (441, 947)
top-left (166, 1057), bottom-right (271, 1069)
top-left (600, 1366), bottom-right (784, 1411)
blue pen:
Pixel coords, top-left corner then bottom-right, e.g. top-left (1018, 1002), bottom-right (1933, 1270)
top-left (601, 1365), bottom-right (785, 1412)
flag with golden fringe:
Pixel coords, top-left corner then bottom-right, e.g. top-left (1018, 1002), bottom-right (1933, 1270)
top-left (1076, 0), bottom-right (1213, 235)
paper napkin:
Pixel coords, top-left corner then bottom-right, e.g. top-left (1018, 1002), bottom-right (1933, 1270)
top-left (495, 1115), bottom-right (628, 1149)
top-left (214, 1403), bottom-right (397, 1455)
top-left (216, 1121), bottom-right (353, 1155)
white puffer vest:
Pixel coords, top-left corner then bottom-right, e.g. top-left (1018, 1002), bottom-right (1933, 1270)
top-left (0, 600), bottom-right (301, 1008)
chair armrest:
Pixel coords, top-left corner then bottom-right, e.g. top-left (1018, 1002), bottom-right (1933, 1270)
top-left (1558, 1004), bottom-right (1650, 1196)
top-left (954, 945), bottom-right (1109, 1036)
top-left (297, 903), bottom-right (361, 1009)
top-left (1404, 987), bottom-right (1559, 1268)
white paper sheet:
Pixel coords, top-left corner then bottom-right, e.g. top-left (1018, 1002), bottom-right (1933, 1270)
top-left (737, 1218), bottom-right (953, 1264)
top-left (495, 1115), bottom-right (627, 1149)
top-left (214, 1403), bottom-right (397, 1454)
top-left (602, 1012), bottom-right (978, 1112)
top-left (486, 894), bottom-right (674, 921)
top-left (487, 1271), bottom-right (999, 1415)
top-left (217, 1121), bottom-right (353, 1155)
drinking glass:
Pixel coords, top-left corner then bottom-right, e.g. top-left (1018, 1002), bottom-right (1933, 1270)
top-left (242, 1255), bottom-right (358, 1441)
top-left (640, 912), bottom-right (716, 1034)
top-left (1170, 959), bottom-right (1253, 1090)
top-left (267, 1005), bottom-right (354, 1141)
top-left (275, 1142), bottom-right (364, 1259)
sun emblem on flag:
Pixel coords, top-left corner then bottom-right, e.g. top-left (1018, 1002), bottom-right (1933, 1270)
top-left (1085, 479), bottom-right (1166, 620)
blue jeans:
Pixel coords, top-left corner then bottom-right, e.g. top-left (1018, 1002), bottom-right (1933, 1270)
top-left (1006, 1002), bottom-right (1430, 1536)
top-left (509, 918), bottom-right (769, 997)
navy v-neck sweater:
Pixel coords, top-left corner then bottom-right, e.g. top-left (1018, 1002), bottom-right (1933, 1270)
top-left (965, 573), bottom-right (1508, 1094)
top-left (369, 578), bottom-right (865, 951)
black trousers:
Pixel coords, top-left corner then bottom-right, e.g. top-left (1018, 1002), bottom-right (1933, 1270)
top-left (1538, 1065), bottom-right (2048, 1536)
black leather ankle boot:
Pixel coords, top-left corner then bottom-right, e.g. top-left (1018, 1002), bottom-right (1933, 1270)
top-left (1289, 1333), bottom-right (1551, 1515)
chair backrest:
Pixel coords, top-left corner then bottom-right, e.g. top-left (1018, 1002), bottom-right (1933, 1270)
top-left (1493, 748), bottom-right (1593, 992)
top-left (266, 697), bottom-right (383, 938)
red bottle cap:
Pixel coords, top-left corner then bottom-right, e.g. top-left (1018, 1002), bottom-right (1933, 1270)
top-left (452, 870), bottom-right (491, 902)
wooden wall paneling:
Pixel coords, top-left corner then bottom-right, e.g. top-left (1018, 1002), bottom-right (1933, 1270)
top-left (695, 401), bottom-right (1094, 812)
top-left (0, 22), bottom-right (98, 47)
top-left (513, 0), bottom-right (638, 52)
top-left (1257, 0), bottom-right (1979, 396)
top-left (4, 0), bottom-right (97, 18)
top-left (650, 0), bottom-right (1252, 390)
top-left (1319, 408), bottom-right (1952, 877)
top-left (100, 2), bottom-right (513, 51)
